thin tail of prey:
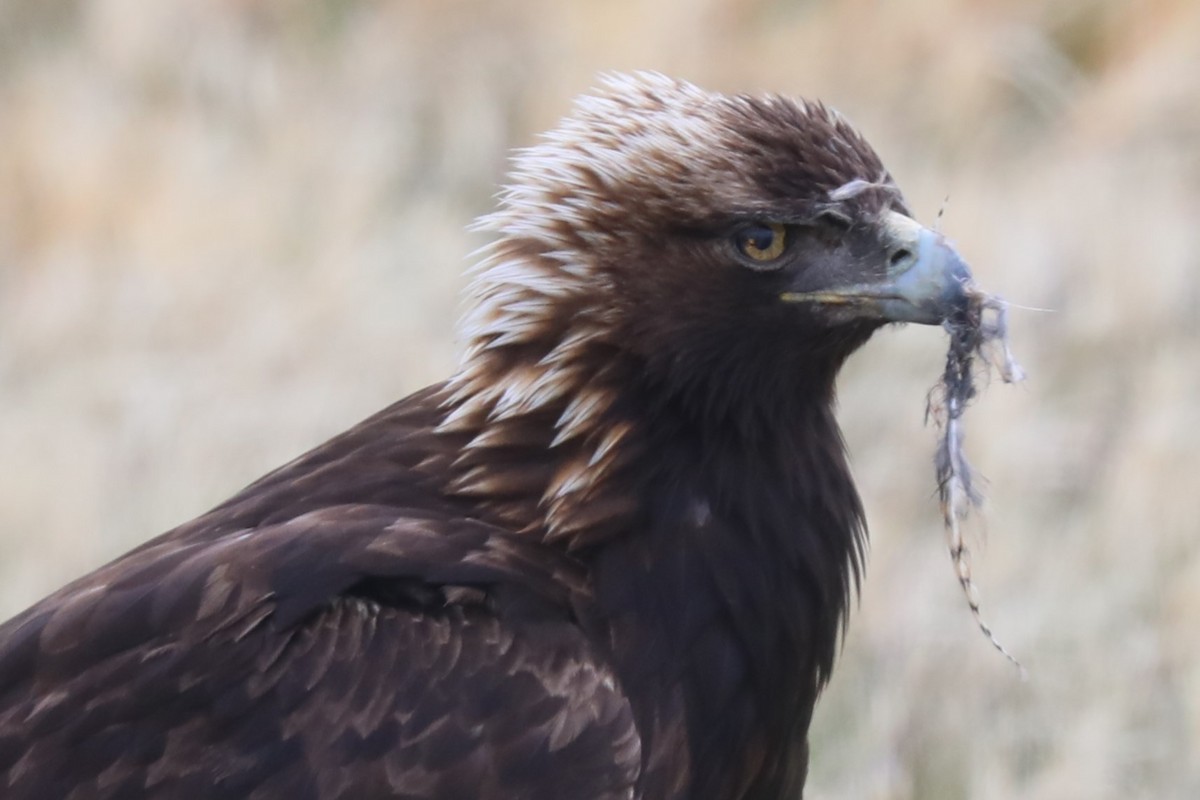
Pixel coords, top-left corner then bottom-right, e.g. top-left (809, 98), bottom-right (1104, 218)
top-left (928, 287), bottom-right (1027, 677)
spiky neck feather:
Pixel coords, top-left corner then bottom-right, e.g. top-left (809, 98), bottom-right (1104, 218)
top-left (436, 322), bottom-right (866, 798)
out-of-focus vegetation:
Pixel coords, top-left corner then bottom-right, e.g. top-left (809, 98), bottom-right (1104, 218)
top-left (1, 0), bottom-right (1197, 797)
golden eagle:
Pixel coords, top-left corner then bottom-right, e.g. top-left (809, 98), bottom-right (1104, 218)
top-left (0, 73), bottom-right (977, 799)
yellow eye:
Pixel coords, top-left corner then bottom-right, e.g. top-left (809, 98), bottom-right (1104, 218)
top-left (734, 222), bottom-right (788, 265)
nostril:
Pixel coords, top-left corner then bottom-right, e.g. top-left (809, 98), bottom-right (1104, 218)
top-left (889, 247), bottom-right (914, 269)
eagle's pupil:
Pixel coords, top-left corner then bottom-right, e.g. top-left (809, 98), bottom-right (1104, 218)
top-left (745, 227), bottom-right (773, 251)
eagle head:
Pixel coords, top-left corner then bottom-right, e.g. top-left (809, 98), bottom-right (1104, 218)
top-left (442, 72), bottom-right (972, 546)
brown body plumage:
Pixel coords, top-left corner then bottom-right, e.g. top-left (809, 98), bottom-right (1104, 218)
top-left (0, 74), bottom-right (978, 799)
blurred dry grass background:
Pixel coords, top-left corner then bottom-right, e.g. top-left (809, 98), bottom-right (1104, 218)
top-left (1, 0), bottom-right (1197, 796)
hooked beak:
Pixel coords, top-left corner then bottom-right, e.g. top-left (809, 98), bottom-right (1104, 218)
top-left (781, 210), bottom-right (972, 325)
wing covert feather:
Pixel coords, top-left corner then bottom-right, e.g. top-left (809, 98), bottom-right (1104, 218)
top-left (0, 506), bottom-right (639, 799)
